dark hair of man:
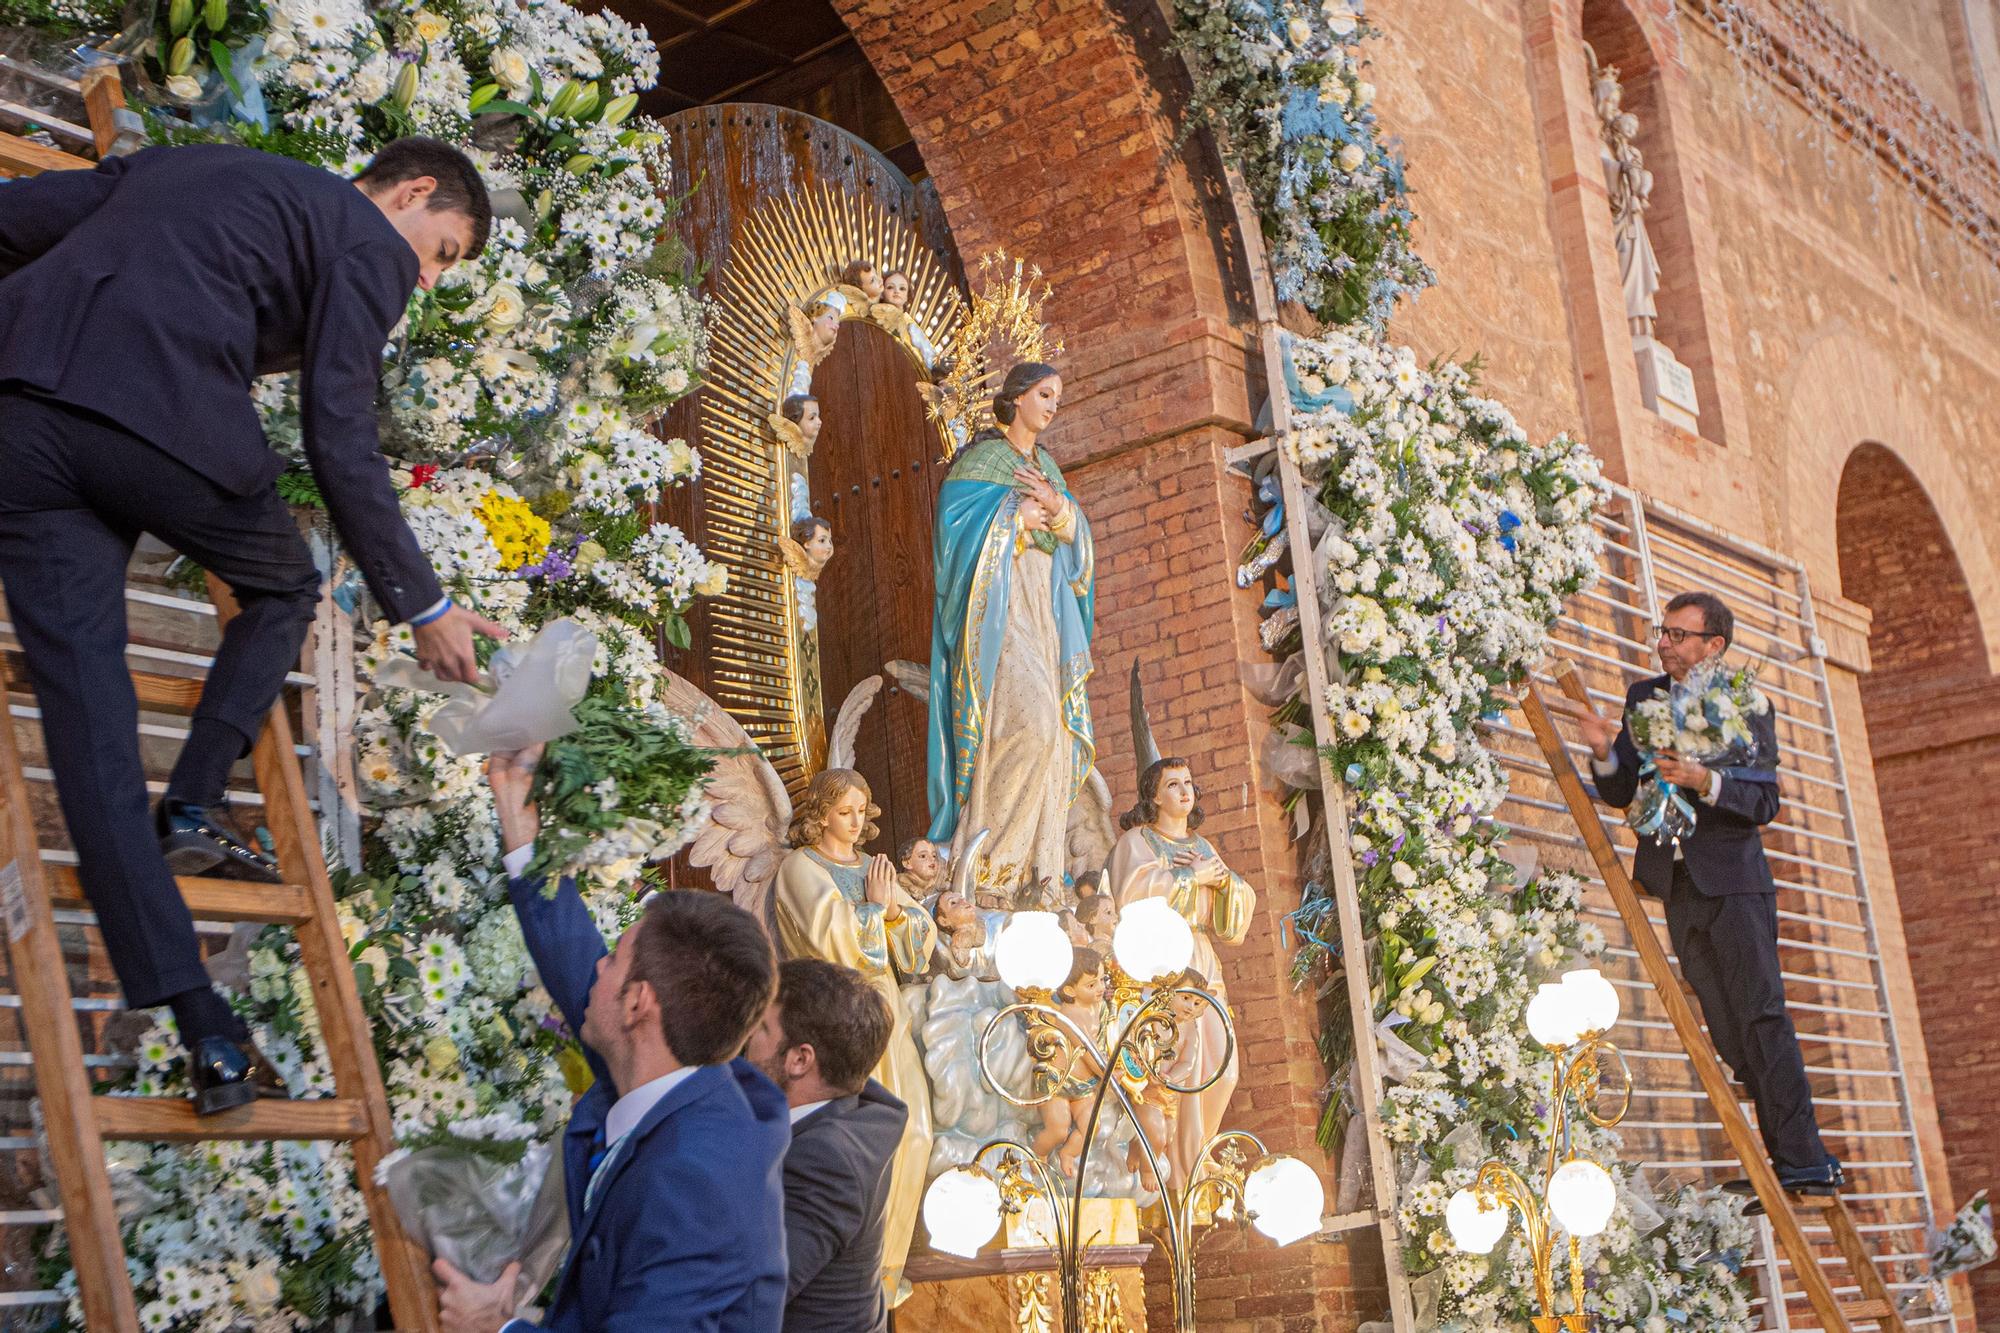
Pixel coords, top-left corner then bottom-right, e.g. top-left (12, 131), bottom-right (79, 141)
top-left (1119, 756), bottom-right (1204, 832)
top-left (772, 958), bottom-right (892, 1095)
top-left (624, 890), bottom-right (776, 1066)
top-left (354, 136), bottom-right (492, 258)
top-left (1665, 590), bottom-right (1735, 648)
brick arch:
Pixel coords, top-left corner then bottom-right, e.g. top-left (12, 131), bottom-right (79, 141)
top-left (827, 0), bottom-right (1259, 470)
top-left (1780, 325), bottom-right (2000, 671)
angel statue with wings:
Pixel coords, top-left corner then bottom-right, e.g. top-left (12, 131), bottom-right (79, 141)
top-left (926, 361), bottom-right (1096, 897)
top-left (675, 672), bottom-right (936, 1306)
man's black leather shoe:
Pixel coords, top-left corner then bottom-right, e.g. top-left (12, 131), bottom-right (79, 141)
top-left (1734, 1158), bottom-right (1844, 1214)
top-left (157, 798), bottom-right (282, 883)
top-left (188, 1035), bottom-right (288, 1116)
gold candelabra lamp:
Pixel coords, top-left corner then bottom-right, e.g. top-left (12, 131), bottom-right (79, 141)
top-left (1444, 968), bottom-right (1633, 1333)
top-left (921, 900), bottom-right (1326, 1333)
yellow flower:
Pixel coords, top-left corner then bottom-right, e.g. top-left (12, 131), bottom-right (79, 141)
top-left (475, 491), bottom-right (551, 571)
top-left (412, 9), bottom-right (449, 41)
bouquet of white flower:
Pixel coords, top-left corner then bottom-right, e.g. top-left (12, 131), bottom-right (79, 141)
top-left (1625, 658), bottom-right (1774, 847)
top-left (380, 1116), bottom-right (568, 1292)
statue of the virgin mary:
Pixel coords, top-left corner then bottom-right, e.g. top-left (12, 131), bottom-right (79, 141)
top-left (926, 362), bottom-right (1096, 892)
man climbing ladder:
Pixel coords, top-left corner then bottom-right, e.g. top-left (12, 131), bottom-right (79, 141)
top-left (0, 137), bottom-right (501, 1112)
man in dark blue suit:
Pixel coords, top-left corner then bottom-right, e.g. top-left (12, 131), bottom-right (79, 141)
top-left (744, 958), bottom-right (908, 1333)
top-left (1572, 590), bottom-right (1840, 1207)
top-left (432, 744), bottom-right (789, 1333)
top-left (0, 138), bottom-right (504, 1110)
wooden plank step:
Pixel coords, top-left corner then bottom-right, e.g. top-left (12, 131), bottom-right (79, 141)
top-left (1839, 1299), bottom-right (1892, 1319)
top-left (129, 669), bottom-right (206, 712)
top-left (93, 1096), bottom-right (369, 1143)
top-left (46, 864), bottom-right (314, 925)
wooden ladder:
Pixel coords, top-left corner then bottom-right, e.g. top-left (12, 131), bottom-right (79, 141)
top-left (1516, 662), bottom-right (1907, 1333)
top-left (0, 578), bottom-right (436, 1331)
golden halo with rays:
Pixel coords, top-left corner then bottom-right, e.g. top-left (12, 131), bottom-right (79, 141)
top-left (923, 251), bottom-right (1064, 458)
top-left (694, 182), bottom-right (964, 794)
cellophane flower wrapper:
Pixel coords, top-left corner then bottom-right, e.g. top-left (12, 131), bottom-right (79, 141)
top-left (381, 1138), bottom-right (568, 1290)
top-left (1625, 658), bottom-right (1773, 845)
top-left (373, 618), bottom-right (599, 756)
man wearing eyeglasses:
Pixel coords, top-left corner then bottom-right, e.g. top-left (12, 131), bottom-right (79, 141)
top-left (1567, 590), bottom-right (1841, 1210)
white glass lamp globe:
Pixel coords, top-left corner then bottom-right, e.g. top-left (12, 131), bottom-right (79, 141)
top-left (1243, 1154), bottom-right (1325, 1247)
top-left (1444, 1187), bottom-right (1509, 1255)
top-left (923, 1164), bottom-right (1003, 1258)
top-left (994, 911), bottom-right (1074, 993)
top-left (1560, 968), bottom-right (1621, 1036)
top-left (1113, 897), bottom-right (1196, 983)
top-left (1526, 981), bottom-right (1586, 1050)
top-left (1547, 1159), bottom-right (1617, 1237)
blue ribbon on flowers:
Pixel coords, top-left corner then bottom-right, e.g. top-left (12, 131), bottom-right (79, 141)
top-left (1277, 330), bottom-right (1357, 415)
top-left (1628, 760), bottom-right (1699, 846)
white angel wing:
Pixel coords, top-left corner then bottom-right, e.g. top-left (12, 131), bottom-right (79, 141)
top-left (1065, 766), bottom-right (1118, 886)
top-left (883, 658), bottom-right (930, 702)
top-left (827, 675), bottom-right (885, 771)
top-left (663, 669), bottom-right (791, 929)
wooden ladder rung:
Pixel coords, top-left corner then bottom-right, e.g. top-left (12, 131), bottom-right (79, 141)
top-left (129, 669), bottom-right (207, 712)
top-left (93, 1095), bottom-right (370, 1143)
top-left (46, 864), bottom-right (315, 925)
top-left (1789, 1192), bottom-right (1842, 1210)
top-left (1839, 1299), bottom-right (1893, 1320)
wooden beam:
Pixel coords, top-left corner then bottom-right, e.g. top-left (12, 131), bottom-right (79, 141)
top-left (0, 130), bottom-right (91, 177)
top-left (94, 1096), bottom-right (370, 1142)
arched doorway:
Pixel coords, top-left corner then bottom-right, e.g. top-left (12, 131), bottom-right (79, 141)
top-left (1835, 441), bottom-right (1998, 1326)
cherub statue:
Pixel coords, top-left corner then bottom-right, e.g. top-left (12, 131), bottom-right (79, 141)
top-left (878, 268), bottom-right (940, 368)
top-left (835, 258), bottom-right (884, 314)
top-left (1075, 888), bottom-right (1118, 954)
top-left (778, 515), bottom-right (834, 582)
top-left (898, 835), bottom-right (943, 899)
top-left (768, 392), bottom-right (821, 459)
top-left (1033, 946), bottom-right (1108, 1178)
top-left (923, 886), bottom-right (987, 980)
top-left (785, 300), bottom-right (841, 396)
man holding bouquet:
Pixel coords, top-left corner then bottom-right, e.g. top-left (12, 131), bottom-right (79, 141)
top-left (432, 744), bottom-right (789, 1331)
top-left (1569, 590), bottom-right (1841, 1207)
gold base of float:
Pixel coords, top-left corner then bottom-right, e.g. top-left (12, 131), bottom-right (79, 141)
top-left (900, 1199), bottom-right (1148, 1333)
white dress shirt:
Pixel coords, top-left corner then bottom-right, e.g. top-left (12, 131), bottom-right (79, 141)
top-left (788, 1098), bottom-right (831, 1126)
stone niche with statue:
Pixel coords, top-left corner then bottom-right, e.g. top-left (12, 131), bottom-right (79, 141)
top-left (645, 107), bottom-right (1289, 1332)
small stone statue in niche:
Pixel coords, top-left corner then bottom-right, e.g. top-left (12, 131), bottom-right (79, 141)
top-left (768, 392), bottom-right (821, 460)
top-left (1032, 946), bottom-right (1108, 1178)
top-left (778, 515), bottom-right (834, 632)
top-left (785, 300), bottom-right (841, 396)
top-left (835, 258), bottom-right (884, 314)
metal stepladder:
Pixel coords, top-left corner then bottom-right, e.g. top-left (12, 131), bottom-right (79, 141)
top-left (1516, 661), bottom-right (1908, 1333)
top-left (0, 575), bottom-right (436, 1331)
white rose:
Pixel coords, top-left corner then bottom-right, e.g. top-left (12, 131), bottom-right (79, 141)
top-left (490, 46), bottom-right (531, 95)
top-left (483, 282), bottom-right (526, 329)
top-left (1356, 80), bottom-right (1376, 105)
top-left (695, 564), bottom-right (729, 596)
top-left (1390, 861), bottom-right (1418, 887)
top-left (353, 57), bottom-right (391, 102)
top-left (412, 8), bottom-right (450, 41)
top-left (263, 29), bottom-right (298, 58)
top-left (164, 73), bottom-right (203, 100)
top-left (1286, 16), bottom-right (1312, 46)
top-left (1338, 143), bottom-right (1367, 173)
top-left (661, 364), bottom-right (690, 394)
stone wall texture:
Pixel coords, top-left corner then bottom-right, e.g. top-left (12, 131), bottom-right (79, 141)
top-left (819, 0), bottom-right (2000, 1326)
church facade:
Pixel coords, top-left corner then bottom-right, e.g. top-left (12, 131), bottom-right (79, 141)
top-left (625, 0), bottom-right (2000, 1325)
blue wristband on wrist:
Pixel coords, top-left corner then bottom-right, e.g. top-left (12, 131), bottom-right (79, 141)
top-left (409, 598), bottom-right (454, 628)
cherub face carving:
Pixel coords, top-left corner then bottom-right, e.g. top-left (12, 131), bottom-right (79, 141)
top-left (882, 271), bottom-right (911, 309)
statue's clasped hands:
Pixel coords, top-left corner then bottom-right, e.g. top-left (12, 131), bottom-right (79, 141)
top-left (862, 852), bottom-right (903, 920)
top-left (1014, 466), bottom-right (1062, 532)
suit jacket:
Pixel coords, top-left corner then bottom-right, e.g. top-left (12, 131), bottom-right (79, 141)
top-left (507, 871), bottom-right (790, 1332)
top-left (0, 144), bottom-right (441, 620)
top-left (1592, 672), bottom-right (1782, 898)
top-left (782, 1081), bottom-right (907, 1333)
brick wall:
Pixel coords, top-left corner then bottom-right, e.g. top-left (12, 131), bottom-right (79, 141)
top-left (1837, 443), bottom-right (2000, 1328)
top-left (827, 0), bottom-right (1387, 1324)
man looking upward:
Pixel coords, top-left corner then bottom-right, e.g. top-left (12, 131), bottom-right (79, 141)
top-left (1568, 590), bottom-right (1840, 1207)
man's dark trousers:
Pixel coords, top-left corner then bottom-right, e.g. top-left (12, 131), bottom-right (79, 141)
top-left (0, 390), bottom-right (320, 1007)
top-left (1664, 864), bottom-right (1827, 1171)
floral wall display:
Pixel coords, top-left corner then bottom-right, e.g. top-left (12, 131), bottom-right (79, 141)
top-left (10, 0), bottom-right (726, 1324)
top-left (1177, 2), bottom-right (1760, 1328)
